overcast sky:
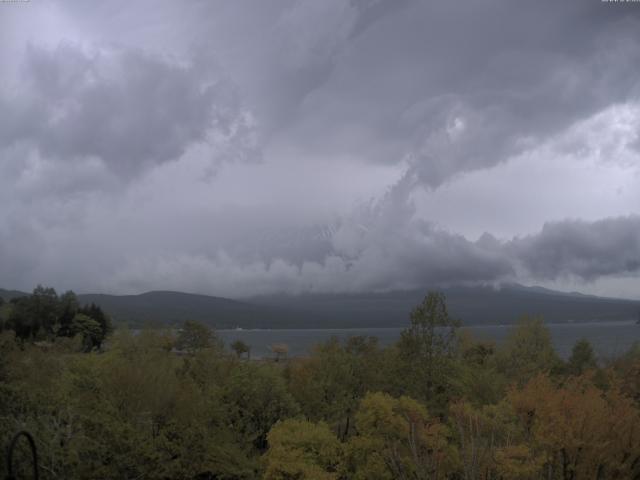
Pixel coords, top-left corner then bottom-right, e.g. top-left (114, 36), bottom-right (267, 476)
top-left (1, 0), bottom-right (639, 299)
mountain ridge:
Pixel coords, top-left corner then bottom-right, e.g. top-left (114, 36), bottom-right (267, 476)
top-left (2, 284), bottom-right (639, 329)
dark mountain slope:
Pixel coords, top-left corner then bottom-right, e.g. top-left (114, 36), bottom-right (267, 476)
top-left (248, 284), bottom-right (640, 328)
top-left (77, 291), bottom-right (298, 328)
top-left (3, 284), bottom-right (639, 329)
top-left (0, 289), bottom-right (29, 301)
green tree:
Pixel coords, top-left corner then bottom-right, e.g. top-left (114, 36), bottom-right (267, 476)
top-left (77, 302), bottom-right (112, 348)
top-left (7, 286), bottom-right (60, 340)
top-left (60, 331), bottom-right (255, 479)
top-left (7, 297), bottom-right (37, 340)
top-left (221, 363), bottom-right (300, 450)
top-left (30, 285), bottom-right (60, 337)
top-left (287, 336), bottom-right (384, 439)
top-left (176, 320), bottom-right (220, 354)
top-left (263, 419), bottom-right (342, 480)
top-left (497, 316), bottom-right (561, 383)
top-left (453, 331), bottom-right (507, 406)
top-left (57, 290), bottom-right (79, 337)
top-left (71, 313), bottom-right (102, 352)
top-left (231, 339), bottom-right (251, 359)
top-left (396, 291), bottom-right (460, 412)
top-left (1, 287), bottom-right (113, 349)
top-left (566, 339), bottom-right (597, 375)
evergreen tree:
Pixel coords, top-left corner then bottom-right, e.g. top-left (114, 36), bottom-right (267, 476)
top-left (397, 291), bottom-right (460, 412)
top-left (57, 290), bottom-right (79, 337)
top-left (567, 338), bottom-right (597, 375)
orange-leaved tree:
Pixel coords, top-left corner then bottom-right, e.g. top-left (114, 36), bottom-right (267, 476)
top-left (509, 373), bottom-right (640, 480)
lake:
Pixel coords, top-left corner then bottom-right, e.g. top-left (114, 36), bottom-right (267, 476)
top-left (219, 321), bottom-right (640, 359)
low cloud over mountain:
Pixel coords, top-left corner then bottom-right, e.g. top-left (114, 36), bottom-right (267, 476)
top-left (1, 0), bottom-right (639, 298)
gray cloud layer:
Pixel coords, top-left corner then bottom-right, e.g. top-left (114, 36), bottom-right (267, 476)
top-left (0, 0), bottom-right (639, 298)
top-left (273, 1), bottom-right (640, 186)
top-left (1, 43), bottom-right (256, 180)
top-left (510, 216), bottom-right (640, 281)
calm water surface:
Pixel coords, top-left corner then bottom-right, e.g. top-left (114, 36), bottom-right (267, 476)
top-left (219, 321), bottom-right (640, 359)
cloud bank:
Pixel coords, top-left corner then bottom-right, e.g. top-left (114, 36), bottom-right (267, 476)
top-left (0, 0), bottom-right (639, 299)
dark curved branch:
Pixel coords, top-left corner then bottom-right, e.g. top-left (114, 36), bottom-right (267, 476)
top-left (6, 430), bottom-right (39, 480)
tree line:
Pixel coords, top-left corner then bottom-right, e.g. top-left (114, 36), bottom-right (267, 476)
top-left (0, 290), bottom-right (638, 479)
top-left (0, 285), bottom-right (112, 351)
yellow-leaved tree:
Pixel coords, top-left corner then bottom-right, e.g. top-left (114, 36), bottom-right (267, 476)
top-left (263, 418), bottom-right (342, 480)
top-left (343, 392), bottom-right (459, 480)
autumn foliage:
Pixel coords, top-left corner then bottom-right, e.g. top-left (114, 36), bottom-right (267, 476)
top-left (1, 291), bottom-right (639, 479)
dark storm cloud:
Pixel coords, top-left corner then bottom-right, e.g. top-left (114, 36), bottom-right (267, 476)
top-left (1, 42), bottom-right (251, 178)
top-left (321, 172), bottom-right (515, 291)
top-left (283, 1), bottom-right (640, 186)
top-left (0, 0), bottom-right (639, 297)
top-left (106, 168), bottom-right (517, 295)
top-left (510, 216), bottom-right (640, 281)
top-left (222, 0), bottom-right (411, 134)
top-left (97, 185), bottom-right (640, 296)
